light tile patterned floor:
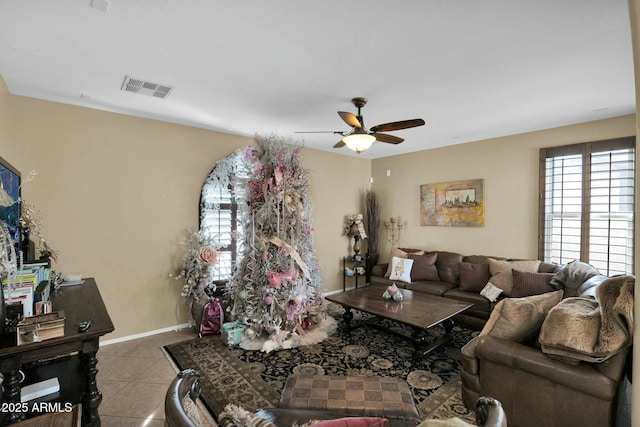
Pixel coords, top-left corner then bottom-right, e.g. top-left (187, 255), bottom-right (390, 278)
top-left (97, 328), bottom-right (215, 427)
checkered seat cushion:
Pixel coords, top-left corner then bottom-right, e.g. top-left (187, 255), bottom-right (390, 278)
top-left (279, 375), bottom-right (421, 423)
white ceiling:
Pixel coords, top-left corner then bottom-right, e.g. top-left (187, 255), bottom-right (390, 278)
top-left (0, 1), bottom-right (635, 159)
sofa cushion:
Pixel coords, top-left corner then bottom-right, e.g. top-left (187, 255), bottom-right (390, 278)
top-left (404, 281), bottom-right (456, 297)
top-left (389, 257), bottom-right (413, 283)
top-left (510, 270), bottom-right (555, 297)
top-left (462, 255), bottom-right (506, 264)
top-left (444, 288), bottom-right (493, 309)
top-left (408, 252), bottom-right (439, 281)
top-left (487, 259), bottom-right (541, 296)
top-left (479, 290), bottom-right (563, 342)
top-left (458, 262), bottom-right (491, 292)
top-left (434, 251), bottom-right (464, 284)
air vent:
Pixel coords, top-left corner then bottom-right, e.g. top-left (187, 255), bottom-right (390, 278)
top-left (121, 75), bottom-right (174, 99)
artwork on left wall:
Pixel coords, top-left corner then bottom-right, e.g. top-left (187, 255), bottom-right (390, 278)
top-left (0, 156), bottom-right (21, 256)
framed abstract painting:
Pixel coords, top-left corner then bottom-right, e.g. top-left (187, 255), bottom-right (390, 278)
top-left (420, 179), bottom-right (484, 227)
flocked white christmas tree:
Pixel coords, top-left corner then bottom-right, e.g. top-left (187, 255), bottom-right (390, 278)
top-left (225, 135), bottom-right (327, 351)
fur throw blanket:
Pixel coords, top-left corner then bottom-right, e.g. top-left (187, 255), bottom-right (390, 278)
top-left (538, 275), bottom-right (634, 363)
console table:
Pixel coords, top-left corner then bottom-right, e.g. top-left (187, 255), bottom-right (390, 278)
top-left (0, 278), bottom-right (114, 426)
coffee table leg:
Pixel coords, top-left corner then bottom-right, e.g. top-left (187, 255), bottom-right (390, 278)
top-left (411, 319), bottom-right (455, 359)
top-left (342, 307), bottom-right (354, 330)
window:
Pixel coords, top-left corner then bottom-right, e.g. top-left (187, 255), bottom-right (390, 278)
top-left (200, 184), bottom-right (239, 281)
top-left (539, 137), bottom-right (635, 276)
top-left (200, 149), bottom-right (253, 282)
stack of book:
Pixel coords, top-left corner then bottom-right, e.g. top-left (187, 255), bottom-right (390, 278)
top-left (2, 262), bottom-right (51, 319)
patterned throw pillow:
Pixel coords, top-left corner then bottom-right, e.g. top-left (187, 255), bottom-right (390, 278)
top-left (181, 396), bottom-right (204, 427)
top-left (480, 282), bottom-right (503, 302)
top-left (219, 404), bottom-right (277, 427)
top-left (384, 248), bottom-right (408, 278)
top-left (389, 256), bottom-right (414, 283)
top-left (384, 248), bottom-right (424, 278)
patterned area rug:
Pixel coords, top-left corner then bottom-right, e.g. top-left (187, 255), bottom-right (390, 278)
top-left (164, 311), bottom-right (478, 424)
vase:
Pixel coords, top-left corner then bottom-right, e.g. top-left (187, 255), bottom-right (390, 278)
top-left (367, 252), bottom-right (379, 274)
top-left (353, 235), bottom-right (361, 255)
top-left (20, 229), bottom-right (35, 263)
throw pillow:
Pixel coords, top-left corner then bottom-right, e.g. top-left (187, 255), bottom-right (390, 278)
top-left (480, 282), bottom-right (503, 302)
top-left (511, 269), bottom-right (555, 297)
top-left (182, 396), bottom-right (204, 427)
top-left (384, 248), bottom-right (424, 277)
top-left (389, 256), bottom-right (414, 283)
top-left (384, 248), bottom-right (408, 278)
top-left (458, 262), bottom-right (491, 292)
top-left (479, 290), bottom-right (563, 342)
top-left (408, 252), bottom-right (439, 281)
top-left (219, 404), bottom-right (277, 427)
top-left (488, 259), bottom-right (541, 296)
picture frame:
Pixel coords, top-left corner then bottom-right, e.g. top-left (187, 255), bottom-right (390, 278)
top-left (0, 155), bottom-right (21, 256)
top-left (420, 179), bottom-right (484, 227)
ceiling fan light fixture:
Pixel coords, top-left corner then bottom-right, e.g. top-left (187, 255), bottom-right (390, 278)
top-left (343, 132), bottom-right (375, 153)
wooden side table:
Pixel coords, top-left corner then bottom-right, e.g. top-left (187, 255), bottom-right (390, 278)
top-left (0, 278), bottom-right (114, 426)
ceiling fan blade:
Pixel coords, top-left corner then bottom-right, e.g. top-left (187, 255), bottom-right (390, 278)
top-left (338, 111), bottom-right (362, 128)
top-left (295, 131), bottom-right (344, 134)
top-left (374, 133), bottom-right (404, 144)
top-left (370, 119), bottom-right (425, 133)
top-left (333, 141), bottom-right (346, 148)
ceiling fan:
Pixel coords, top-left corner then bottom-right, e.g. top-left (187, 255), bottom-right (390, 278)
top-left (298, 97), bottom-right (425, 153)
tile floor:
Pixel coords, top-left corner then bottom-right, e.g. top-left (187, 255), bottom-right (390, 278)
top-left (97, 327), bottom-right (216, 427)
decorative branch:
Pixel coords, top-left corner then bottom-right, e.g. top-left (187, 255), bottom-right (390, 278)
top-left (365, 190), bottom-right (380, 254)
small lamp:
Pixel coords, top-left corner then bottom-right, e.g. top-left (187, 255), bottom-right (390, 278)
top-left (343, 129), bottom-right (376, 154)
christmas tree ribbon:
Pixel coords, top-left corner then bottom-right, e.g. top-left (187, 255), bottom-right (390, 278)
top-left (266, 236), bottom-right (310, 280)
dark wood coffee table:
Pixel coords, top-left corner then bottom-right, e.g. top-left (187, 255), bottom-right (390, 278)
top-left (326, 284), bottom-right (471, 358)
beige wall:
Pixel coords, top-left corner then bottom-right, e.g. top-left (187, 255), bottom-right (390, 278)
top-left (303, 149), bottom-right (371, 293)
top-left (0, 77), bottom-right (12, 157)
top-left (372, 115), bottom-right (636, 262)
top-left (3, 89), bottom-right (370, 339)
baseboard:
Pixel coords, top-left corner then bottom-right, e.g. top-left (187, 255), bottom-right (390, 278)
top-left (100, 323), bottom-right (191, 346)
top-left (324, 284), bottom-right (362, 296)
top-left (102, 288), bottom-right (355, 346)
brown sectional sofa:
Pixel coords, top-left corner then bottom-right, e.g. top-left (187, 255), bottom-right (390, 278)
top-left (460, 273), bottom-right (633, 427)
top-left (371, 249), bottom-right (633, 427)
top-left (370, 248), bottom-right (558, 330)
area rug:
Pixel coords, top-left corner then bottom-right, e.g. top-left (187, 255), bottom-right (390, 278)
top-left (164, 313), bottom-right (478, 424)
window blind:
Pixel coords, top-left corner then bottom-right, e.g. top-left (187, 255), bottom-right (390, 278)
top-left (540, 137), bottom-right (635, 276)
top-left (200, 187), bottom-right (238, 281)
